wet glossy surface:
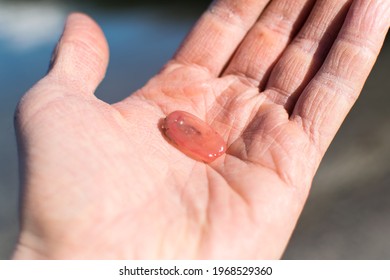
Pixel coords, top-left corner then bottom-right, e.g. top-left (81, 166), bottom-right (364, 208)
top-left (162, 111), bottom-right (226, 163)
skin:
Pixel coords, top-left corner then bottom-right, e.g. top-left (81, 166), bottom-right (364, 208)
top-left (13, 0), bottom-right (389, 259)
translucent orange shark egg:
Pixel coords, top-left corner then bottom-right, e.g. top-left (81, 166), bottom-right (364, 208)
top-left (162, 111), bottom-right (226, 163)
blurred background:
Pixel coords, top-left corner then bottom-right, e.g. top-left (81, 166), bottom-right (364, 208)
top-left (0, 0), bottom-right (389, 259)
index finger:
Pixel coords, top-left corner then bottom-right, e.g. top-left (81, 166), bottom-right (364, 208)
top-left (173, 0), bottom-right (270, 75)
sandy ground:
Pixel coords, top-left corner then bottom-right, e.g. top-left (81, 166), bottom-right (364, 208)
top-left (0, 18), bottom-right (389, 259)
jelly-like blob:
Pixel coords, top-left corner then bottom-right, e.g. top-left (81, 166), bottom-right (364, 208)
top-left (162, 111), bottom-right (226, 163)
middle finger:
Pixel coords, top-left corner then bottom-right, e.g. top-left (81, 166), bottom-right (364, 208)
top-left (223, 0), bottom-right (315, 88)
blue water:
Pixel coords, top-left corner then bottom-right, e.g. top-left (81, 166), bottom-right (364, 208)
top-left (0, 3), bottom-right (195, 258)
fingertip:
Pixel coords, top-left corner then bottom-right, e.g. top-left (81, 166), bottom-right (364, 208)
top-left (49, 12), bottom-right (109, 94)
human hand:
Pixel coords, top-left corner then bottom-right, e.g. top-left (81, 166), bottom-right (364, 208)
top-left (13, 0), bottom-right (390, 259)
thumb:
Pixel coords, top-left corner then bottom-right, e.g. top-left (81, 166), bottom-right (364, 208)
top-left (48, 13), bottom-right (109, 95)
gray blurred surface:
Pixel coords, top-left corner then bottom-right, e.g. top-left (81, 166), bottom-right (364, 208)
top-left (0, 2), bottom-right (389, 259)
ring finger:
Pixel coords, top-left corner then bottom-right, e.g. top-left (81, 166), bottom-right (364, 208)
top-left (263, 0), bottom-right (352, 112)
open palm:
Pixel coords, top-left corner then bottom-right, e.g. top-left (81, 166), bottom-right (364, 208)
top-left (14, 0), bottom-right (389, 259)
